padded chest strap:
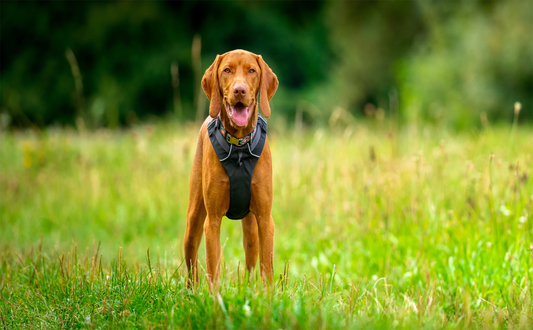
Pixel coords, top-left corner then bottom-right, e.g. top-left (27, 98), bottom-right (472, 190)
top-left (207, 116), bottom-right (267, 220)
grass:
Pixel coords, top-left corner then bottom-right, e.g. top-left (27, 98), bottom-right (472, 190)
top-left (1, 119), bottom-right (532, 329)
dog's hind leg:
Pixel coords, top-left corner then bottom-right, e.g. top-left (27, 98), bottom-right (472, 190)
top-left (241, 213), bottom-right (259, 275)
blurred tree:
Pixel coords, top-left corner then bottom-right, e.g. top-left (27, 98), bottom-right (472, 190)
top-left (323, 1), bottom-right (425, 116)
top-left (399, 0), bottom-right (532, 128)
top-left (1, 0), bottom-right (531, 129)
top-left (1, 0), bottom-right (331, 127)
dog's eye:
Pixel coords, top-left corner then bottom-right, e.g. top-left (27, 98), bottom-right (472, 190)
top-left (224, 68), bottom-right (231, 73)
top-left (249, 69), bottom-right (256, 73)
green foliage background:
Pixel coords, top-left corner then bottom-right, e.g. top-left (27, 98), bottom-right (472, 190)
top-left (1, 0), bottom-right (531, 129)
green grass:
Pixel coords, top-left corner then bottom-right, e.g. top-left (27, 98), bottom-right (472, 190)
top-left (1, 121), bottom-right (532, 329)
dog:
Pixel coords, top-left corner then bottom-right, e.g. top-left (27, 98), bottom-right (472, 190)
top-left (183, 49), bottom-right (278, 289)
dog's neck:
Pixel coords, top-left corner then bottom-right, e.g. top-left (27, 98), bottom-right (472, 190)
top-left (219, 101), bottom-right (258, 138)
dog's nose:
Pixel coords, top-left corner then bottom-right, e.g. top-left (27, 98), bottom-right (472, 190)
top-left (233, 84), bottom-right (247, 97)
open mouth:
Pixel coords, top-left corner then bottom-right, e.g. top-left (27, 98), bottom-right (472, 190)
top-left (226, 102), bottom-right (251, 127)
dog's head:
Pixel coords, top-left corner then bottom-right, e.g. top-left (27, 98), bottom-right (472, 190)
top-left (202, 49), bottom-right (278, 128)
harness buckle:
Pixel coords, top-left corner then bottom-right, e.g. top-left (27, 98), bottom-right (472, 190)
top-left (228, 135), bottom-right (241, 146)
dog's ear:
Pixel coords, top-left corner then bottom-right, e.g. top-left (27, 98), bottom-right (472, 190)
top-left (257, 55), bottom-right (278, 119)
top-left (202, 54), bottom-right (223, 118)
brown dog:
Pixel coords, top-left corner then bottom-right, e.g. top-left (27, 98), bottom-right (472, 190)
top-left (184, 50), bottom-right (278, 288)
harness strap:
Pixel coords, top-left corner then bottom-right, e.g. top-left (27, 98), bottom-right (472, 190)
top-left (251, 116), bottom-right (266, 151)
top-left (213, 118), bottom-right (230, 153)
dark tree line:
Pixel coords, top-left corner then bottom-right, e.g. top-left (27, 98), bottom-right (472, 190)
top-left (1, 0), bottom-right (531, 129)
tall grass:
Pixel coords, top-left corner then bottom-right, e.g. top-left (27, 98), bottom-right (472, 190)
top-left (1, 121), bottom-right (532, 328)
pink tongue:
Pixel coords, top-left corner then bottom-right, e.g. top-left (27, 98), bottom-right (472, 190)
top-left (232, 104), bottom-right (249, 126)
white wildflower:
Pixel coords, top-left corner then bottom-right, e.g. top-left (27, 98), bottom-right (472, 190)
top-left (243, 300), bottom-right (251, 317)
top-left (499, 205), bottom-right (511, 217)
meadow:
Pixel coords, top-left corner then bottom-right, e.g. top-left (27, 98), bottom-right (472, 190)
top-left (1, 119), bottom-right (532, 329)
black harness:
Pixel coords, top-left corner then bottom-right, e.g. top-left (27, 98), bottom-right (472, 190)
top-left (207, 116), bottom-right (267, 220)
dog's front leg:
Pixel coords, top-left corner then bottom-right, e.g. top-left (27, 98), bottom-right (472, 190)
top-left (204, 215), bottom-right (222, 290)
top-left (256, 214), bottom-right (275, 284)
top-left (241, 213), bottom-right (260, 274)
